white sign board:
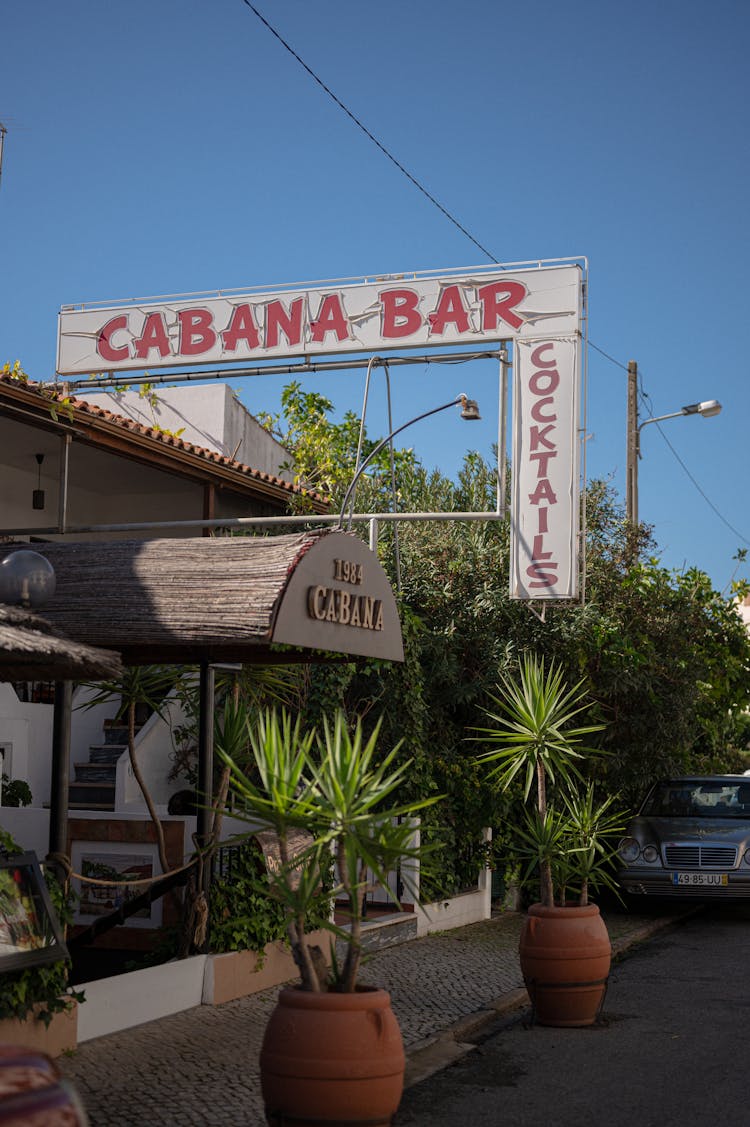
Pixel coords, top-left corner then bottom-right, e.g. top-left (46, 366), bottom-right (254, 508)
top-left (56, 264), bottom-right (581, 375)
top-left (510, 336), bottom-right (580, 600)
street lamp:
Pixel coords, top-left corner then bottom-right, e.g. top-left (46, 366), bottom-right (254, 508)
top-left (626, 359), bottom-right (721, 525)
top-left (339, 393), bottom-right (481, 527)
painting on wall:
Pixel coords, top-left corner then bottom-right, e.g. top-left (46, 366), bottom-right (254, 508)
top-left (71, 841), bottom-right (162, 929)
top-left (0, 852), bottom-right (69, 972)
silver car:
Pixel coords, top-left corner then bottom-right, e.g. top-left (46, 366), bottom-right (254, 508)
top-left (618, 775), bottom-right (750, 899)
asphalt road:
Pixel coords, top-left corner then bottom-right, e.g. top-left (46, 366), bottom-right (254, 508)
top-left (396, 903), bottom-right (750, 1127)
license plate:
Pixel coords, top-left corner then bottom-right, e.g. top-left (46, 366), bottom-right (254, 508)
top-left (672, 872), bottom-right (728, 887)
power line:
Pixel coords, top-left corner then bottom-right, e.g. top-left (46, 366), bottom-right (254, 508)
top-left (652, 422), bottom-right (749, 547)
top-left (635, 370), bottom-right (749, 546)
top-left (588, 339), bottom-right (629, 373)
top-left (240, 3), bottom-right (745, 552)
top-left (240, 2), bottom-right (499, 264)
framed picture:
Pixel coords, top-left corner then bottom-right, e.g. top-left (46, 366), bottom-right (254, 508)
top-left (70, 841), bottom-right (162, 929)
top-left (0, 852), bottom-right (69, 972)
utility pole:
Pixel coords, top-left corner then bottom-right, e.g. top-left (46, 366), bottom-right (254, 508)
top-left (0, 123), bottom-right (6, 190)
top-left (626, 359), bottom-right (638, 525)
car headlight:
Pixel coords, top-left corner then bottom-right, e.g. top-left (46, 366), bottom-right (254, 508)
top-left (641, 845), bottom-right (659, 863)
top-left (744, 849), bottom-right (750, 865)
top-left (618, 837), bottom-right (641, 863)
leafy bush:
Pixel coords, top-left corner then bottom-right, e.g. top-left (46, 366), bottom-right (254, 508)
top-left (209, 839), bottom-right (332, 958)
top-left (1, 775), bottom-right (32, 807)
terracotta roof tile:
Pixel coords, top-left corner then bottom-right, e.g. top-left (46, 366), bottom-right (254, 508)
top-left (0, 374), bottom-right (329, 505)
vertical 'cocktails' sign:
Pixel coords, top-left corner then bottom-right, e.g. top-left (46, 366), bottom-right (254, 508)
top-left (510, 337), bottom-right (580, 600)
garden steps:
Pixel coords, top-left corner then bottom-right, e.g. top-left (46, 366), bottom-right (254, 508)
top-left (68, 721), bottom-right (143, 810)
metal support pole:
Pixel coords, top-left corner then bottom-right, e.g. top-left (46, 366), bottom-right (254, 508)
top-left (498, 349), bottom-right (509, 516)
top-left (197, 662), bottom-right (215, 898)
top-left (58, 433), bottom-right (71, 534)
top-left (626, 360), bottom-right (638, 525)
top-left (48, 347), bottom-right (507, 393)
top-left (48, 682), bottom-right (72, 881)
top-left (368, 516), bottom-right (379, 553)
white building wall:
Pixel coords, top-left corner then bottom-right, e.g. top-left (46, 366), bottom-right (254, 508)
top-left (0, 683), bottom-right (53, 806)
top-left (79, 385), bottom-right (294, 482)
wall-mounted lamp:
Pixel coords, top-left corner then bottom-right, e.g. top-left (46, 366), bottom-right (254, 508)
top-left (32, 453), bottom-right (45, 511)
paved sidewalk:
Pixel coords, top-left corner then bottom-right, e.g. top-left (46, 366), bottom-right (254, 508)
top-left (59, 906), bottom-right (688, 1127)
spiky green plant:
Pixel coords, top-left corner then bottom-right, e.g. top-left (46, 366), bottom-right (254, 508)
top-left (473, 655), bottom-right (605, 907)
top-left (219, 707), bottom-right (442, 992)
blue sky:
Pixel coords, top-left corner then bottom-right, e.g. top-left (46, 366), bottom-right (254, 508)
top-left (1, 0), bottom-right (748, 592)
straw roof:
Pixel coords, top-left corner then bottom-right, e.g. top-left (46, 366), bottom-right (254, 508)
top-left (15, 530), bottom-right (403, 664)
top-left (0, 604), bottom-right (124, 681)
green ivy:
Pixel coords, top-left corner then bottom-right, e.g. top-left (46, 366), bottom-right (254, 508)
top-left (209, 840), bottom-right (332, 958)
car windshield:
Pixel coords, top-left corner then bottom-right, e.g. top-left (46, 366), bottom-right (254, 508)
top-left (642, 781), bottom-right (750, 818)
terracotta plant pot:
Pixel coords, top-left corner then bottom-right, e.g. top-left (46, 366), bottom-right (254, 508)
top-left (519, 902), bottom-right (611, 1027)
top-left (260, 986), bottom-right (405, 1126)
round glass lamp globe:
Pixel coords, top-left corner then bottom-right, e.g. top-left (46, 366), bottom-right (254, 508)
top-left (0, 550), bottom-right (57, 608)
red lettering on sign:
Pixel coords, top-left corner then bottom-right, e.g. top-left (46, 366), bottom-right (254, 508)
top-left (526, 558), bottom-right (559, 588)
top-left (98, 315), bottom-right (129, 363)
top-left (178, 308), bottom-right (217, 356)
top-left (477, 281), bottom-right (526, 332)
top-left (222, 304), bottom-right (261, 352)
top-left (310, 294), bottom-right (349, 343)
top-left (529, 368), bottom-right (560, 396)
top-left (133, 313), bottom-right (171, 360)
top-left (265, 298), bottom-right (304, 348)
top-left (429, 285), bottom-right (471, 336)
top-left (380, 289), bottom-right (422, 338)
top-left (530, 424), bottom-right (556, 451)
top-left (530, 451), bottom-right (557, 478)
top-left (531, 342), bottom-right (557, 368)
top-left (531, 396), bottom-right (557, 423)
top-left (528, 479), bottom-right (558, 506)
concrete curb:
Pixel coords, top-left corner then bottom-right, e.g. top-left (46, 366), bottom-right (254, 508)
top-left (404, 908), bottom-right (698, 1089)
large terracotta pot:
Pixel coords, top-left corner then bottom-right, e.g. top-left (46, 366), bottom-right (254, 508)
top-left (519, 902), bottom-right (611, 1027)
top-left (260, 986), bottom-right (405, 1126)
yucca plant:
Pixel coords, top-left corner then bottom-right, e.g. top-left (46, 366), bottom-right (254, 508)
top-left (513, 786), bottom-right (626, 907)
top-left (473, 655), bottom-right (608, 908)
top-left (219, 707), bottom-right (442, 992)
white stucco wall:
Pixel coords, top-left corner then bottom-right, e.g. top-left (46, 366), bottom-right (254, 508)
top-left (79, 384), bottom-right (294, 482)
top-left (0, 683), bottom-right (53, 806)
top-left (119, 693), bottom-right (189, 810)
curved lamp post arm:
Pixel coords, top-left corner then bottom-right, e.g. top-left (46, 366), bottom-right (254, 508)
top-left (338, 394), bottom-right (480, 527)
top-left (635, 399), bottom-right (722, 458)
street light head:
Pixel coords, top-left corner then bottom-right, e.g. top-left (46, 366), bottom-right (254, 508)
top-left (696, 399), bottom-right (722, 418)
top-left (459, 395), bottom-right (481, 421)
top-left (681, 399), bottom-right (722, 418)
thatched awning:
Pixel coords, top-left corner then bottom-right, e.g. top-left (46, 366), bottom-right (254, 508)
top-left (9, 530), bottom-right (403, 665)
top-left (0, 604), bottom-right (124, 681)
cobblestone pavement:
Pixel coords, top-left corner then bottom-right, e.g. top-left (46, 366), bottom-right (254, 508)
top-left (59, 907), bottom-right (685, 1127)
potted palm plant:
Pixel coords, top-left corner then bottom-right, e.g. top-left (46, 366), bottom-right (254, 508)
top-left (474, 655), bottom-right (624, 1027)
top-left (219, 706), bottom-right (442, 1127)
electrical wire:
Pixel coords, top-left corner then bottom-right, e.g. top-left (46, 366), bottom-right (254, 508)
top-left (635, 371), bottom-right (749, 546)
top-left (240, 3), bottom-right (746, 552)
top-left (588, 339), bottom-right (630, 373)
top-left (240, 1), bottom-right (498, 264)
top-left (650, 423), bottom-right (750, 547)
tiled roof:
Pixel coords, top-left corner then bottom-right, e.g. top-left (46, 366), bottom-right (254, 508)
top-left (0, 374), bottom-right (329, 506)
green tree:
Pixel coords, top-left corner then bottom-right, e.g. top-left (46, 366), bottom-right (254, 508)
top-left (257, 380), bottom-right (418, 509)
top-left (260, 386), bottom-right (750, 891)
